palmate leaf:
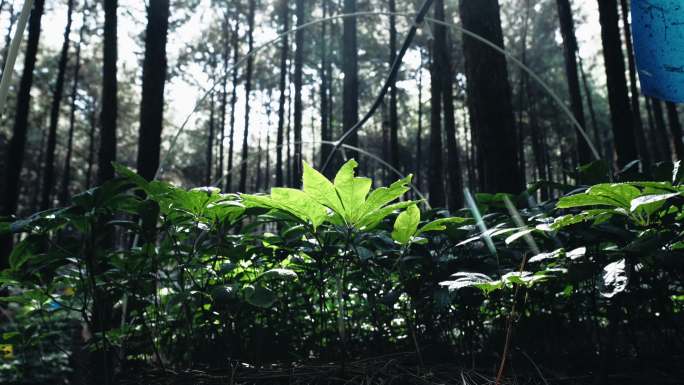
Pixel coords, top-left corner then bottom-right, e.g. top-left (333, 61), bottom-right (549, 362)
top-left (417, 217), bottom-right (471, 235)
top-left (242, 188), bottom-right (328, 229)
top-left (333, 159), bottom-right (373, 221)
top-left (302, 161), bottom-right (344, 214)
top-left (357, 201), bottom-right (416, 230)
top-left (392, 204), bottom-right (420, 244)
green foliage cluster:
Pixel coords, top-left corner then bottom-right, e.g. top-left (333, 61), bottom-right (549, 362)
top-left (0, 160), bottom-right (683, 381)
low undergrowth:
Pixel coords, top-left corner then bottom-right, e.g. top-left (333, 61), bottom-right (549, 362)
top-left (0, 160), bottom-right (683, 384)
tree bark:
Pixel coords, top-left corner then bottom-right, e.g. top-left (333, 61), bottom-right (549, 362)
top-left (415, 51), bottom-right (424, 192)
top-left (597, 0), bottom-right (638, 167)
top-left (276, 0), bottom-right (289, 186)
top-left (319, 0), bottom-right (330, 172)
top-left (206, 90), bottom-right (216, 186)
top-left (342, 0), bottom-right (359, 157)
top-left (556, 0), bottom-right (591, 165)
top-left (292, 0), bottom-right (304, 187)
top-left (459, 0), bottom-right (521, 193)
top-left (650, 98), bottom-right (672, 162)
top-left (137, 0), bottom-right (170, 181)
top-left (98, 0), bottom-right (117, 184)
top-left (41, 0), bottom-right (74, 210)
top-left (238, 0), bottom-right (256, 192)
top-left (227, 17), bottom-right (239, 191)
top-left (666, 102), bottom-right (684, 161)
top-left (578, 55), bottom-right (603, 160)
top-left (60, 4), bottom-right (86, 206)
top-left (1, 0), bottom-right (46, 266)
top-left (434, 0), bottom-right (462, 209)
top-left (1, 1), bottom-right (16, 72)
top-left (388, 0), bottom-right (399, 171)
top-left (428, 40), bottom-right (445, 207)
top-left (618, 0), bottom-right (650, 169)
top-left (218, 13), bottom-right (230, 189)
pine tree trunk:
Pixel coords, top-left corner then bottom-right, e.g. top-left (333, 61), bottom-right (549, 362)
top-left (239, 0), bottom-right (256, 192)
top-left (666, 102), bottom-right (684, 161)
top-left (597, 0), bottom-right (638, 167)
top-left (218, 14), bottom-right (230, 189)
top-left (556, 0), bottom-right (591, 165)
top-left (415, 51), bottom-right (424, 191)
top-left (206, 90), bottom-right (216, 186)
top-left (137, 0), bottom-right (170, 181)
top-left (650, 98), bottom-right (672, 161)
top-left (428, 40), bottom-right (445, 207)
top-left (319, 0), bottom-right (330, 171)
top-left (86, 106), bottom-right (97, 189)
top-left (578, 56), bottom-right (603, 159)
top-left (1, 0), bottom-right (46, 266)
top-left (435, 0), bottom-right (462, 209)
top-left (388, 0), bottom-right (399, 171)
top-left (459, 0), bottom-right (521, 193)
top-left (98, 0), bottom-right (117, 185)
top-left (60, 6), bottom-right (85, 206)
top-left (619, 0), bottom-right (651, 168)
top-left (41, 0), bottom-right (74, 210)
top-left (292, 0), bottom-right (305, 187)
top-left (227, 17), bottom-right (239, 191)
top-left (342, 0), bottom-right (359, 157)
top-left (276, 0), bottom-right (289, 187)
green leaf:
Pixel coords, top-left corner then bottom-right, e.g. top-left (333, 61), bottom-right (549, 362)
top-left (601, 259), bottom-right (628, 298)
top-left (557, 193), bottom-right (624, 209)
top-left (528, 248), bottom-right (564, 263)
top-left (260, 268), bottom-right (298, 280)
top-left (244, 285), bottom-right (278, 308)
top-left (392, 204), bottom-right (420, 244)
top-left (302, 161), bottom-right (344, 214)
top-left (417, 217), bottom-right (471, 235)
top-left (505, 228), bottom-right (535, 245)
top-left (440, 272), bottom-right (499, 294)
top-left (333, 159), bottom-right (372, 220)
top-left (358, 175), bottom-right (412, 219)
top-left (629, 193), bottom-right (681, 212)
top-left (357, 200), bottom-right (416, 230)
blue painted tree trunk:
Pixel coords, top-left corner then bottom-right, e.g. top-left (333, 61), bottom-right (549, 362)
top-left (632, 0), bottom-right (684, 102)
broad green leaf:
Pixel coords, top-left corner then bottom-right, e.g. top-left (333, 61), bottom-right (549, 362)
top-left (357, 200), bottom-right (416, 230)
top-left (271, 188), bottom-right (328, 229)
top-left (587, 184), bottom-right (641, 208)
top-left (505, 228), bottom-right (535, 245)
top-left (358, 175), bottom-right (412, 217)
top-left (557, 193), bottom-right (624, 209)
top-left (260, 268), bottom-right (298, 280)
top-left (302, 161), bottom-right (344, 214)
top-left (417, 217), bottom-right (471, 235)
top-left (440, 272), bottom-right (500, 294)
top-left (528, 248), bottom-right (564, 263)
top-left (391, 204), bottom-right (420, 244)
top-left (629, 193), bottom-right (681, 212)
top-left (333, 159), bottom-right (372, 220)
top-left (244, 284), bottom-right (278, 308)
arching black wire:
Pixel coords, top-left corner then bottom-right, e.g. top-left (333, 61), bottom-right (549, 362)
top-left (320, 0), bottom-right (435, 174)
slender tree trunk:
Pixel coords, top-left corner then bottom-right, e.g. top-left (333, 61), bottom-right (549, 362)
top-left (292, 0), bottom-right (304, 187)
top-left (30, 123), bottom-right (47, 212)
top-left (415, 51), bottom-right (424, 191)
top-left (137, 0), bottom-right (170, 181)
top-left (218, 13), bottom-right (230, 188)
top-left (60, 5), bottom-right (86, 205)
top-left (666, 102), bottom-right (684, 161)
top-left (388, 0), bottom-right (399, 171)
top-left (239, 0), bottom-right (256, 192)
top-left (578, 56), bottom-right (603, 159)
top-left (206, 91), bottom-right (216, 186)
top-left (428, 40), bottom-right (445, 207)
top-left (435, 0), bottom-right (462, 209)
top-left (227, 17), bottom-right (239, 191)
top-left (597, 0), bottom-right (638, 167)
top-left (1, 0), bottom-right (46, 266)
top-left (650, 98), bottom-right (672, 162)
top-left (459, 0), bottom-right (521, 193)
top-left (319, 0), bottom-right (330, 171)
top-left (41, 0), bottom-right (74, 210)
top-left (618, 0), bottom-right (650, 169)
top-left (556, 0), bottom-right (591, 165)
top-left (276, 0), bottom-right (289, 186)
top-left (255, 136), bottom-right (262, 191)
top-left (342, 0), bottom-right (359, 156)
top-left (98, 0), bottom-right (117, 185)
top-left (86, 106), bottom-right (97, 189)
